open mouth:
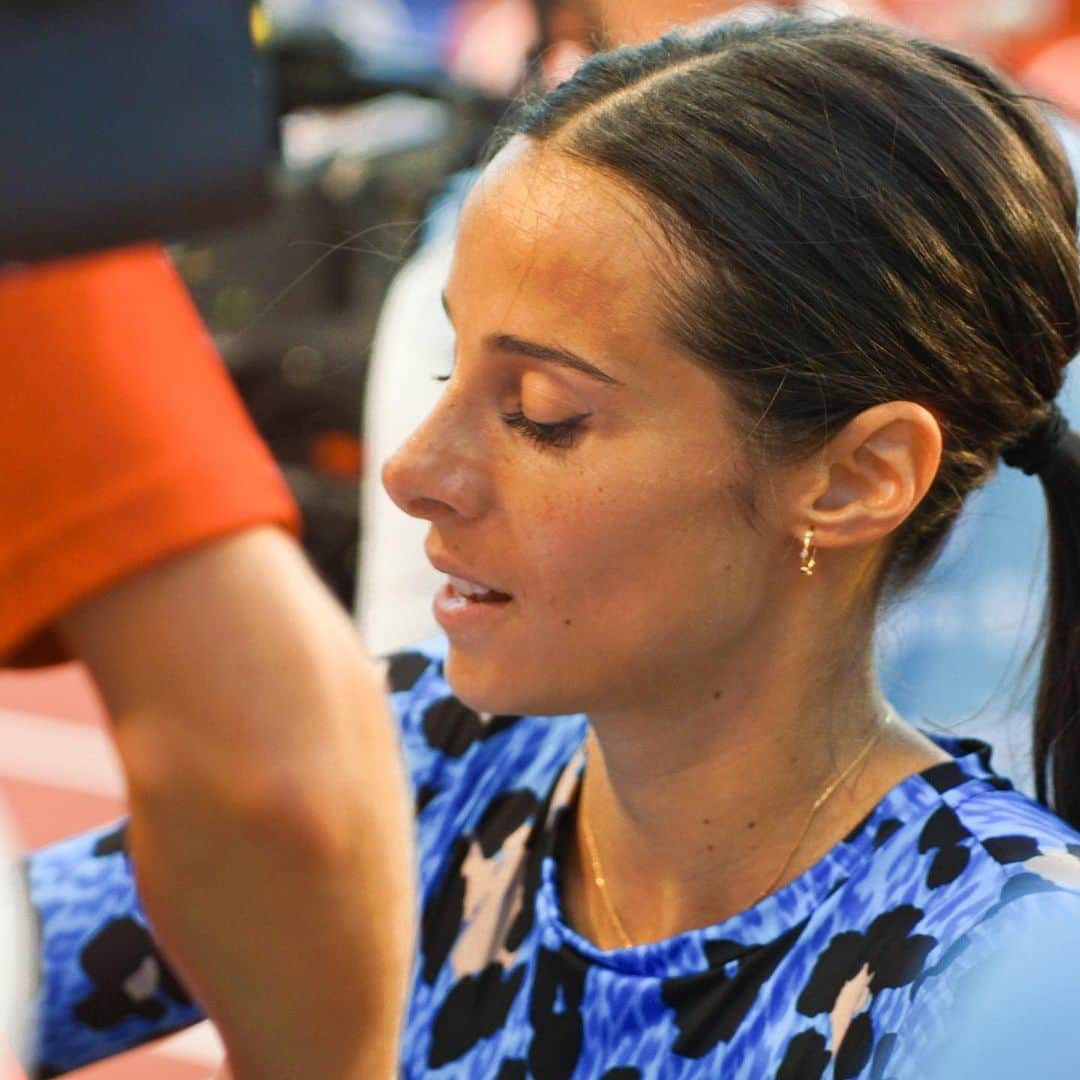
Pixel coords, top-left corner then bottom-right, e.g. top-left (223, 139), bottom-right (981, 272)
top-left (445, 575), bottom-right (513, 607)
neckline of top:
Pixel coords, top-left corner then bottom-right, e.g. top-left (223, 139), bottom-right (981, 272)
top-left (531, 734), bottom-right (1004, 974)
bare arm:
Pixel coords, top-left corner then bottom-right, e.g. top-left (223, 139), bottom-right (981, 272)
top-left (59, 527), bottom-right (415, 1079)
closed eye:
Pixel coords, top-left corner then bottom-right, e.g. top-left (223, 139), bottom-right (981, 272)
top-left (502, 410), bottom-right (590, 449)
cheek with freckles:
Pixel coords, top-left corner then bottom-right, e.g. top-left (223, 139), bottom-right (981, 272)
top-left (514, 467), bottom-right (729, 645)
top-left (513, 483), bottom-right (631, 611)
top-left (444, 466), bottom-right (758, 718)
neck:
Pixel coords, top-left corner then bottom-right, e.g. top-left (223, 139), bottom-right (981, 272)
top-left (565, 632), bottom-right (945, 946)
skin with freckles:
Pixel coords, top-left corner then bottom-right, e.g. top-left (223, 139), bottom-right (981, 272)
top-left (383, 137), bottom-right (949, 945)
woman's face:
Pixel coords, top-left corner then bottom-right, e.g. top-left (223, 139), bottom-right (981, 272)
top-left (383, 139), bottom-right (793, 718)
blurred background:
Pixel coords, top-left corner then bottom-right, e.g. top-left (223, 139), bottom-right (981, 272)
top-left (5, 0), bottom-right (1080, 1074)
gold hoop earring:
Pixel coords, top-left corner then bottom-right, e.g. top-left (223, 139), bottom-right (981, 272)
top-left (799, 527), bottom-right (817, 576)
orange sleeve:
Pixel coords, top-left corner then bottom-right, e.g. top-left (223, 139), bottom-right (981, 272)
top-left (0, 245), bottom-right (300, 665)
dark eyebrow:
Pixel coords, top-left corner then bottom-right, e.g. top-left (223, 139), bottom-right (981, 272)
top-left (488, 334), bottom-right (622, 386)
top-left (441, 290), bottom-right (621, 387)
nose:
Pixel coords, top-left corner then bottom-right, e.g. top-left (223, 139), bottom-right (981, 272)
top-left (382, 394), bottom-right (489, 523)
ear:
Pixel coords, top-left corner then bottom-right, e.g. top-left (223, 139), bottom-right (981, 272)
top-left (791, 401), bottom-right (943, 552)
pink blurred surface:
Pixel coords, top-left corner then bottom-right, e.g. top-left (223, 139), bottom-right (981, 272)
top-left (0, 665), bottom-right (215, 1079)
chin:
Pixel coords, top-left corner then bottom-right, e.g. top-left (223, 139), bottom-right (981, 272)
top-left (444, 648), bottom-right (578, 718)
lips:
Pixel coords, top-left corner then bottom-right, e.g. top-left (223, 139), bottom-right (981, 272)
top-left (433, 569), bottom-right (513, 628)
top-left (446, 574), bottom-right (512, 604)
top-left (426, 541), bottom-right (513, 599)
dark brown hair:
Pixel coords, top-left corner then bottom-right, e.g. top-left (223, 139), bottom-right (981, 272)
top-left (513, 16), bottom-right (1080, 822)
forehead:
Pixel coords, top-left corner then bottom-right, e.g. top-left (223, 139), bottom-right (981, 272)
top-left (449, 138), bottom-right (677, 347)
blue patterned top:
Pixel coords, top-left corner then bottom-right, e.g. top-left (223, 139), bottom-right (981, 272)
top-left (24, 638), bottom-right (1080, 1077)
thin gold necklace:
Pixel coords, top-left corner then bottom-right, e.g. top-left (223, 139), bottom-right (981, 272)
top-left (579, 794), bottom-right (636, 949)
top-left (579, 716), bottom-right (891, 949)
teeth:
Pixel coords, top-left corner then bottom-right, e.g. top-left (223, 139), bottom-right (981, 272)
top-left (449, 575), bottom-right (494, 598)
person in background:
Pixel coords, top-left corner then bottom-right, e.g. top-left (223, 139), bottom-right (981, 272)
top-left (0, 247), bottom-right (414, 1078)
top-left (25, 16), bottom-right (1080, 1077)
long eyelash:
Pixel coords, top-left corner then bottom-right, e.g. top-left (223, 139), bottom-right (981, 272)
top-left (501, 410), bottom-right (589, 449)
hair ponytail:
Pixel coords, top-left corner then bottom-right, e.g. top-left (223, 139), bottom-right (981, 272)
top-left (1032, 428), bottom-right (1080, 826)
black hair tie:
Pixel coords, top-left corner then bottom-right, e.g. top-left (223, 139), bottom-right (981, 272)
top-left (1001, 404), bottom-right (1071, 476)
